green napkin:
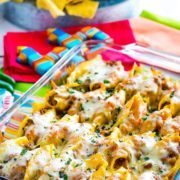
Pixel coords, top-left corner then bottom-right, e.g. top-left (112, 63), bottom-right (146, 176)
top-left (14, 82), bottom-right (50, 97)
top-left (141, 10), bottom-right (180, 30)
top-left (1, 69), bottom-right (50, 97)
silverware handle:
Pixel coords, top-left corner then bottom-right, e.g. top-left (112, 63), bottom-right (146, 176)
top-left (124, 44), bottom-right (180, 74)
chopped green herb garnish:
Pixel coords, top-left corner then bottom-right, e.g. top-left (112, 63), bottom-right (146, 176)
top-left (61, 111), bottom-right (67, 116)
top-left (51, 120), bottom-right (56, 123)
top-left (85, 118), bottom-right (90, 121)
top-left (94, 72), bottom-right (98, 75)
top-left (153, 129), bottom-right (160, 136)
top-left (142, 116), bottom-right (147, 121)
top-left (104, 132), bottom-right (111, 137)
top-left (95, 128), bottom-right (100, 134)
top-left (68, 88), bottom-right (75, 94)
top-left (74, 163), bottom-right (81, 167)
top-left (75, 79), bottom-right (83, 84)
top-left (75, 164), bottom-right (79, 167)
top-left (87, 168), bottom-right (91, 172)
top-left (148, 106), bottom-right (155, 113)
top-left (64, 174), bottom-right (68, 180)
top-left (20, 148), bottom-right (28, 156)
top-left (170, 91), bottom-right (175, 98)
top-left (90, 138), bottom-right (96, 143)
top-left (129, 132), bottom-right (132, 136)
top-left (65, 158), bottom-right (72, 165)
top-left (48, 173), bottom-right (53, 177)
top-left (59, 172), bottom-right (68, 180)
top-left (61, 138), bottom-right (68, 144)
top-left (159, 169), bottom-right (164, 174)
top-left (112, 119), bottom-right (116, 126)
top-left (103, 79), bottom-right (110, 84)
top-left (107, 151), bottom-right (111, 157)
top-left (87, 153), bottom-right (92, 157)
top-left (105, 89), bottom-right (114, 98)
top-left (95, 128), bottom-right (101, 137)
top-left (116, 106), bottom-right (121, 113)
top-left (86, 77), bottom-right (91, 82)
top-left (144, 157), bottom-right (149, 161)
top-left (80, 103), bottom-right (84, 111)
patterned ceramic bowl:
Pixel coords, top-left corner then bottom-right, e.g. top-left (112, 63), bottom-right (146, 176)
top-left (3, 0), bottom-right (141, 30)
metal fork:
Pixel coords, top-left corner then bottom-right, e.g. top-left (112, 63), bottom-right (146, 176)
top-left (118, 43), bottom-right (180, 74)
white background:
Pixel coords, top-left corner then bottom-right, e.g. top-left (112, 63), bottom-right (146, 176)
top-left (141, 0), bottom-right (180, 20)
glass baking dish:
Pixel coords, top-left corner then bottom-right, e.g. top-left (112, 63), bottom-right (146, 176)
top-left (0, 41), bottom-right (179, 180)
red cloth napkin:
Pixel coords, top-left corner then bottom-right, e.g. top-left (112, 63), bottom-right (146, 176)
top-left (102, 50), bottom-right (138, 71)
top-left (4, 20), bottom-right (135, 82)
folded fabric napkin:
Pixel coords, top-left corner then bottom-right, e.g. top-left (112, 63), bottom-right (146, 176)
top-left (141, 10), bottom-right (180, 30)
top-left (3, 91), bottom-right (43, 139)
top-left (4, 32), bottom-right (51, 82)
top-left (4, 20), bottom-right (135, 83)
top-left (14, 82), bottom-right (49, 97)
top-left (130, 17), bottom-right (180, 56)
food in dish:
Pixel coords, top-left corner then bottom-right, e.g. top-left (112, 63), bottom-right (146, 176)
top-left (0, 55), bottom-right (179, 180)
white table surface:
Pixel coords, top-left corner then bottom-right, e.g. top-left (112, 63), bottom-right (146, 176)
top-left (0, 0), bottom-right (179, 66)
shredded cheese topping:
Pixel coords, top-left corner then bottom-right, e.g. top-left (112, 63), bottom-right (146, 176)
top-left (0, 57), bottom-right (179, 180)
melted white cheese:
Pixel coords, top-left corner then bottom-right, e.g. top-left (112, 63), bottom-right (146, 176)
top-left (139, 171), bottom-right (161, 180)
top-left (39, 115), bottom-right (93, 145)
top-left (133, 134), bottom-right (156, 154)
top-left (0, 140), bottom-right (23, 162)
top-left (25, 110), bottom-right (58, 142)
top-left (0, 149), bottom-right (37, 178)
top-left (125, 71), bottom-right (158, 94)
top-left (78, 59), bottom-right (127, 85)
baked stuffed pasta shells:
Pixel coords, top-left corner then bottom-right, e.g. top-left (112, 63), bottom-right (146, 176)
top-left (0, 137), bottom-right (37, 180)
top-left (137, 133), bottom-right (180, 179)
top-left (18, 109), bottom-right (58, 146)
top-left (107, 167), bottom-right (133, 180)
top-left (67, 55), bottom-right (127, 90)
top-left (0, 55), bottom-right (179, 180)
top-left (114, 93), bottom-right (147, 135)
top-left (37, 114), bottom-right (94, 146)
top-left (24, 144), bottom-right (55, 180)
top-left (0, 137), bottom-right (29, 163)
top-left (45, 84), bottom-right (126, 126)
top-left (120, 65), bottom-right (175, 111)
top-left (158, 85), bottom-right (180, 116)
top-left (71, 88), bottom-right (126, 124)
top-left (121, 65), bottom-right (159, 98)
